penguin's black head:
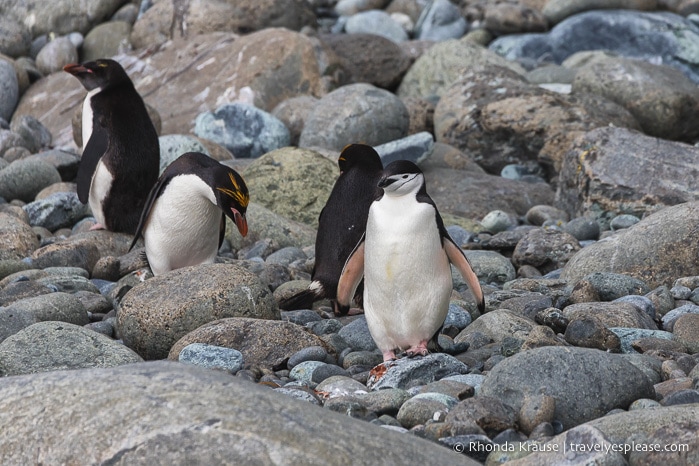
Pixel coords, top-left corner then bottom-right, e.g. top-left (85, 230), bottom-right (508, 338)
top-left (213, 165), bottom-right (250, 238)
top-left (378, 160), bottom-right (425, 196)
top-left (337, 144), bottom-right (383, 174)
top-left (63, 58), bottom-right (131, 91)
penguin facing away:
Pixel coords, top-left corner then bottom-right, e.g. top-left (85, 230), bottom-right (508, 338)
top-left (337, 160), bottom-right (485, 361)
top-left (278, 143), bottom-right (384, 315)
top-left (129, 152), bottom-right (249, 276)
top-left (64, 58), bottom-right (160, 234)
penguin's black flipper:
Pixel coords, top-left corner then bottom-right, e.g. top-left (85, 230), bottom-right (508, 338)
top-left (218, 213), bottom-right (226, 249)
top-left (278, 288), bottom-right (318, 311)
top-left (336, 237), bottom-right (365, 315)
top-left (129, 171), bottom-right (172, 252)
top-left (444, 237), bottom-right (485, 313)
top-left (76, 122), bottom-right (108, 203)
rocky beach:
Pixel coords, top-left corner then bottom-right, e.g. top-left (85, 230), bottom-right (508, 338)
top-left (1, 0), bottom-right (699, 464)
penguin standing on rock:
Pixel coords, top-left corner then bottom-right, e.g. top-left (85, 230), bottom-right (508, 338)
top-left (279, 144), bottom-right (383, 314)
top-left (64, 58), bottom-right (159, 234)
top-left (337, 160), bottom-right (485, 361)
top-left (129, 152), bottom-right (249, 276)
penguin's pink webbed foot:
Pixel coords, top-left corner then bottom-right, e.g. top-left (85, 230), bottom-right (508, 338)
top-left (405, 340), bottom-right (429, 358)
top-left (89, 223), bottom-right (105, 231)
top-left (382, 350), bottom-right (397, 362)
top-left (347, 307), bottom-right (364, 316)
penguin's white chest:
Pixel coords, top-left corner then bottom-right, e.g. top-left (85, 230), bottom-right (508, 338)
top-left (83, 89), bottom-right (113, 226)
top-left (143, 175), bottom-right (221, 275)
top-left (363, 196), bottom-right (452, 352)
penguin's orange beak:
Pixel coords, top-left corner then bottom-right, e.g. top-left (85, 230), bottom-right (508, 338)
top-left (232, 209), bottom-right (248, 237)
top-left (63, 63), bottom-right (91, 75)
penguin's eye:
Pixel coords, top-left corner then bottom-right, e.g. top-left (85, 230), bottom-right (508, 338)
top-left (402, 175), bottom-right (408, 179)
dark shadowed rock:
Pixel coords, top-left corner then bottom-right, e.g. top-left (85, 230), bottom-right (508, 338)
top-left (479, 346), bottom-right (657, 429)
top-left (0, 361), bottom-right (473, 465)
top-left (117, 263), bottom-right (279, 360)
top-left (561, 202), bottom-right (699, 288)
top-left (168, 317), bottom-right (330, 369)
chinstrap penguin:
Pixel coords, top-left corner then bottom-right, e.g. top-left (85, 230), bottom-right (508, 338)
top-left (279, 143), bottom-right (383, 315)
top-left (336, 160), bottom-right (485, 361)
top-left (129, 152), bottom-right (249, 276)
top-left (64, 58), bottom-right (159, 234)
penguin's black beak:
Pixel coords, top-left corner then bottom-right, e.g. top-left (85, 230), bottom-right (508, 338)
top-left (232, 208), bottom-right (248, 237)
top-left (378, 176), bottom-right (395, 189)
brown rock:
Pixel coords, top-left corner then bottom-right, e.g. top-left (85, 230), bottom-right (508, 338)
top-left (562, 302), bottom-right (658, 330)
top-left (631, 337), bottom-right (688, 354)
top-left (445, 396), bottom-right (518, 436)
top-left (168, 317), bottom-right (330, 369)
top-left (484, 2), bottom-right (548, 35)
top-left (673, 313), bottom-right (699, 354)
top-left (0, 213), bottom-right (39, 261)
top-left (654, 377), bottom-right (694, 399)
top-left (521, 325), bottom-right (566, 350)
top-left (518, 392), bottom-right (555, 435)
top-left (271, 95), bottom-right (319, 146)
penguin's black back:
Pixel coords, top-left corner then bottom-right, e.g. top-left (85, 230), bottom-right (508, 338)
top-left (313, 144), bottom-right (384, 297)
top-left (92, 69), bottom-right (159, 234)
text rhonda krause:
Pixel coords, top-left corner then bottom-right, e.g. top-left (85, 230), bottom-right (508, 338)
top-left (458, 441), bottom-right (690, 455)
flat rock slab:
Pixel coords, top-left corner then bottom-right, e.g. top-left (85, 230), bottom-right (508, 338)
top-left (0, 361), bottom-right (475, 465)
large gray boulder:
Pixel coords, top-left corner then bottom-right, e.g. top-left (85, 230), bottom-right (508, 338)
top-left (556, 127), bottom-right (699, 222)
top-left (0, 0), bottom-right (124, 36)
top-left (479, 346), bottom-right (657, 429)
top-left (490, 10), bottom-right (699, 84)
top-left (0, 322), bottom-right (143, 376)
top-left (0, 361), bottom-right (473, 465)
top-left (117, 263), bottom-right (279, 360)
top-left (242, 147), bottom-right (336, 228)
top-left (561, 202), bottom-right (699, 289)
top-left (0, 213), bottom-right (39, 261)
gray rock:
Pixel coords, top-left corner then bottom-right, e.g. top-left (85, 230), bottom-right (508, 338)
top-left (157, 134), bottom-right (211, 174)
top-left (562, 302), bottom-right (658, 330)
top-left (35, 36), bottom-right (78, 75)
top-left (275, 386), bottom-right (323, 405)
top-left (0, 58), bottom-right (19, 121)
top-left (0, 158), bottom-right (61, 203)
top-left (0, 307), bottom-right (36, 344)
top-left (480, 210), bottom-right (519, 233)
top-left (23, 192), bottom-right (90, 230)
top-left (338, 316), bottom-right (378, 352)
top-left (168, 317), bottom-right (329, 370)
top-left (0, 213), bottom-right (39, 261)
top-left (610, 213), bottom-right (641, 231)
top-left (491, 10), bottom-right (699, 84)
top-left (226, 202), bottom-right (317, 251)
top-left (243, 148), bottom-right (336, 228)
top-left (0, 361), bottom-right (474, 465)
top-left (271, 95), bottom-right (319, 146)
top-left (81, 21), bottom-right (132, 62)
top-left (8, 115), bottom-right (51, 153)
top-left (573, 55), bottom-right (699, 141)
top-left (0, 321), bottom-right (143, 376)
top-left (562, 202), bottom-right (699, 289)
top-left (311, 363), bottom-right (349, 383)
top-left (4, 292), bottom-right (88, 326)
top-left (613, 294), bottom-right (656, 320)
top-left (525, 205), bottom-right (569, 226)
top-left (512, 228), bottom-right (581, 274)
top-left (397, 393), bottom-right (457, 429)
top-left (300, 83), bottom-right (409, 151)
top-left (571, 272), bottom-right (651, 301)
top-left (397, 38), bottom-right (524, 101)
top-left (367, 353), bottom-right (470, 390)
top-left (0, 17), bottom-right (31, 57)
top-left (445, 396), bottom-right (517, 436)
top-left (375, 131), bottom-right (434, 166)
top-left (288, 345), bottom-right (329, 369)
top-left (344, 10), bottom-right (409, 42)
top-left (479, 346), bottom-right (656, 429)
top-left (28, 238), bottom-right (100, 272)
top-left (4, 0), bottom-right (124, 37)
top-left (117, 263), bottom-right (279, 360)
top-left (459, 250), bottom-right (516, 287)
top-left (444, 303), bottom-right (472, 330)
top-left (178, 343), bottom-right (244, 373)
top-left (316, 375), bottom-right (369, 398)
top-left (562, 217), bottom-right (600, 241)
top-left (661, 303), bottom-right (699, 331)
top-left (290, 360), bottom-right (327, 384)
top-left (194, 103), bottom-right (290, 159)
top-left (455, 309), bottom-right (536, 345)
top-left (563, 316), bottom-right (622, 352)
top-left (281, 309), bottom-right (322, 326)
top-left (265, 246), bottom-right (307, 267)
top-left (414, 0), bottom-right (468, 41)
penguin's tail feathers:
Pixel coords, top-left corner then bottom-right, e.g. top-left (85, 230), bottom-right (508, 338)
top-left (278, 282), bottom-right (324, 310)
